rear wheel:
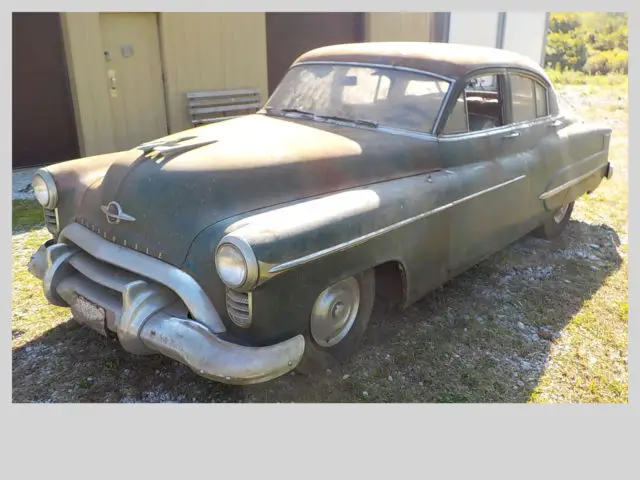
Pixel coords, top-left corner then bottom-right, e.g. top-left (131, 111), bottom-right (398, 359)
top-left (533, 201), bottom-right (574, 239)
top-left (296, 269), bottom-right (375, 374)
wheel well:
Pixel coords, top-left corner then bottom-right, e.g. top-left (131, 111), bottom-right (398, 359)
top-left (374, 261), bottom-right (405, 310)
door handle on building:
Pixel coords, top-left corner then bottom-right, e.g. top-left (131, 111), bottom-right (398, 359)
top-left (107, 69), bottom-right (118, 98)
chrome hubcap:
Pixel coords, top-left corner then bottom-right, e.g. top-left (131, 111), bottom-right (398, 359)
top-left (553, 204), bottom-right (569, 224)
top-left (310, 276), bottom-right (360, 347)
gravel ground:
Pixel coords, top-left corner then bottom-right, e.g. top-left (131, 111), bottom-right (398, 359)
top-left (12, 167), bottom-right (38, 200)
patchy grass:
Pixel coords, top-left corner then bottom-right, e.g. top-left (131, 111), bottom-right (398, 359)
top-left (12, 199), bottom-right (44, 231)
top-left (12, 83), bottom-right (628, 403)
top-left (545, 69), bottom-right (628, 88)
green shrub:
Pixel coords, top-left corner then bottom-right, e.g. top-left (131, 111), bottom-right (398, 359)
top-left (544, 12), bottom-right (627, 76)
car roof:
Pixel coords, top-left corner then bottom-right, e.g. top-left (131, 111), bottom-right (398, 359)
top-left (293, 42), bottom-right (551, 84)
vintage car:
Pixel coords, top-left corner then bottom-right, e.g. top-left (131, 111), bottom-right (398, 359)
top-left (27, 42), bottom-right (613, 385)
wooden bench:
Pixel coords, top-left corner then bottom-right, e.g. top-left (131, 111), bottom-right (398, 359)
top-left (186, 88), bottom-right (262, 127)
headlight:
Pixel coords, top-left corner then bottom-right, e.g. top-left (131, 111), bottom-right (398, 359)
top-left (215, 235), bottom-right (259, 290)
top-left (216, 244), bottom-right (247, 287)
top-left (32, 170), bottom-right (58, 209)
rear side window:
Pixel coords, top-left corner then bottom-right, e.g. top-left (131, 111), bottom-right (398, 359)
top-left (534, 82), bottom-right (548, 117)
top-left (510, 74), bottom-right (536, 123)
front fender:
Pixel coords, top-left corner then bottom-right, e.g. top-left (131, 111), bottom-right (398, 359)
top-left (183, 170), bottom-right (453, 344)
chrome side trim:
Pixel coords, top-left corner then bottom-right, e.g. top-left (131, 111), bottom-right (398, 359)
top-left (539, 163), bottom-right (608, 200)
top-left (58, 223), bottom-right (226, 334)
top-left (269, 174), bottom-right (527, 274)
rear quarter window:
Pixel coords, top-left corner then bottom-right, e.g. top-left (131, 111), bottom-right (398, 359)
top-left (510, 74), bottom-right (536, 123)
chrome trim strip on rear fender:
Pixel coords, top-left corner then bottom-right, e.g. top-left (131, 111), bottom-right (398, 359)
top-left (58, 223), bottom-right (226, 334)
top-left (539, 163), bottom-right (609, 200)
top-left (269, 174), bottom-right (527, 274)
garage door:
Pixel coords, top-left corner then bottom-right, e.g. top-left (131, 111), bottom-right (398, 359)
top-left (12, 13), bottom-right (80, 169)
top-left (266, 13), bottom-right (365, 95)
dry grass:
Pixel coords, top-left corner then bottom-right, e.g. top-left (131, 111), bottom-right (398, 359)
top-left (11, 82), bottom-right (628, 403)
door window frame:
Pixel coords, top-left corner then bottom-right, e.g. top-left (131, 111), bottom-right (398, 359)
top-left (436, 67), bottom-right (561, 139)
top-left (436, 67), bottom-right (513, 139)
top-left (506, 69), bottom-right (554, 126)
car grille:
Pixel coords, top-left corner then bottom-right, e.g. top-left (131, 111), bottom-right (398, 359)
top-left (225, 288), bottom-right (251, 328)
top-left (60, 248), bottom-right (190, 333)
top-left (44, 208), bottom-right (58, 234)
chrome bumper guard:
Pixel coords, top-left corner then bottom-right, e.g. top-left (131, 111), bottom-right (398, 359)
top-left (27, 223), bottom-right (305, 385)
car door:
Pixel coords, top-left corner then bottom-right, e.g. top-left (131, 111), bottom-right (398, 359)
top-left (437, 70), bottom-right (532, 275)
top-left (501, 70), bottom-right (563, 229)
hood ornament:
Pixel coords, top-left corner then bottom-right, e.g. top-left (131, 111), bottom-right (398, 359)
top-left (100, 201), bottom-right (136, 225)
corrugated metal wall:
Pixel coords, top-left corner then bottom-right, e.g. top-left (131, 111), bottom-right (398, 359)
top-left (61, 13), bottom-right (117, 156)
top-left (61, 12), bottom-right (268, 156)
top-left (366, 13), bottom-right (433, 42)
top-left (159, 13), bottom-right (269, 133)
top-left (61, 12), bottom-right (436, 158)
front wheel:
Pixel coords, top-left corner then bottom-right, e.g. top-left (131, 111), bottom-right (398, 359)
top-left (533, 201), bottom-right (574, 239)
top-left (296, 269), bottom-right (375, 374)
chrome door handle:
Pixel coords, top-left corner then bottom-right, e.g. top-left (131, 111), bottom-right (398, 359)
top-left (503, 131), bottom-right (520, 138)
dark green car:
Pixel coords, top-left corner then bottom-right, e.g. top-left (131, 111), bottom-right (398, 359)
top-left (27, 42), bottom-right (613, 384)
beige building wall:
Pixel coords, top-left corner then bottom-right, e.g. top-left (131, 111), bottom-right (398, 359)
top-left (61, 13), bottom-right (117, 156)
top-left (62, 12), bottom-right (436, 157)
top-left (158, 13), bottom-right (269, 133)
top-left (61, 12), bottom-right (268, 156)
top-left (365, 13), bottom-right (434, 42)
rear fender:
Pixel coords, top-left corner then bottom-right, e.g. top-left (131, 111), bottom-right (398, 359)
top-left (540, 123), bottom-right (611, 210)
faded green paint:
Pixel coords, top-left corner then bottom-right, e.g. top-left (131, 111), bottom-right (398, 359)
top-left (38, 42), bottom-right (613, 347)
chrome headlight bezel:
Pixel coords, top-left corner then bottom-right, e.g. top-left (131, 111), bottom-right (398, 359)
top-left (32, 169), bottom-right (58, 210)
top-left (215, 234), bottom-right (259, 291)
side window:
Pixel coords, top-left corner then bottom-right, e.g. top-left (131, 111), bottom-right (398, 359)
top-left (442, 74), bottom-right (504, 135)
top-left (443, 95), bottom-right (468, 134)
top-left (510, 74), bottom-right (536, 123)
top-left (534, 82), bottom-right (548, 117)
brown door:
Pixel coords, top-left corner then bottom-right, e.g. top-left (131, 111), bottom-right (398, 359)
top-left (12, 13), bottom-right (80, 169)
top-left (100, 13), bottom-right (168, 151)
top-left (266, 13), bottom-right (365, 94)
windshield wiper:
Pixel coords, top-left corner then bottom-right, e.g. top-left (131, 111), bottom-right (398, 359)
top-left (265, 107), bottom-right (315, 117)
top-left (315, 115), bottom-right (379, 129)
top-left (264, 108), bottom-right (378, 128)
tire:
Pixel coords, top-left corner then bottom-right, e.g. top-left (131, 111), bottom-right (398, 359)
top-left (296, 269), bottom-right (375, 374)
top-left (533, 201), bottom-right (574, 240)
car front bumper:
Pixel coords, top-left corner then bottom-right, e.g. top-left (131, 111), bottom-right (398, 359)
top-left (27, 223), bottom-right (305, 385)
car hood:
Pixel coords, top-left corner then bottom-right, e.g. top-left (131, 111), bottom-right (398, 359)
top-left (74, 114), bottom-right (440, 266)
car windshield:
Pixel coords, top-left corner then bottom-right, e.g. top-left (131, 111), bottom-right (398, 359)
top-left (263, 63), bottom-right (452, 133)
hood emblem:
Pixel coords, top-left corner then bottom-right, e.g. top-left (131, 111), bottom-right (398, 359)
top-left (100, 201), bottom-right (136, 225)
